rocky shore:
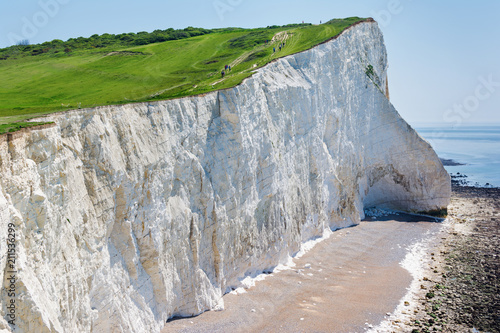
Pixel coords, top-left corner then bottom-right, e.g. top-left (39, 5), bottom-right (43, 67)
top-left (401, 184), bottom-right (499, 333)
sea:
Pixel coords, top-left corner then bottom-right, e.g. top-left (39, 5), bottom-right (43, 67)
top-left (414, 124), bottom-right (500, 188)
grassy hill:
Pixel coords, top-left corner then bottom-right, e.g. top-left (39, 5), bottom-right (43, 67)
top-left (0, 17), bottom-right (367, 131)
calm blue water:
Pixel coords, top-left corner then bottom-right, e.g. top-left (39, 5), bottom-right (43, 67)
top-left (415, 125), bottom-right (500, 187)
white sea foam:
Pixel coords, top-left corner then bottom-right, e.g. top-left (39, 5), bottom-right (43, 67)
top-left (229, 227), bottom-right (335, 295)
top-left (364, 208), bottom-right (399, 218)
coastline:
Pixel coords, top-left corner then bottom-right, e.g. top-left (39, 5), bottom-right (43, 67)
top-left (163, 183), bottom-right (498, 333)
top-left (372, 184), bottom-right (499, 333)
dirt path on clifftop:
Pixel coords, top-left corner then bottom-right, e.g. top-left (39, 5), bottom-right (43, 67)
top-left (163, 214), bottom-right (443, 333)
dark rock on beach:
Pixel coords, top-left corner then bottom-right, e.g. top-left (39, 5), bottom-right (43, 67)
top-left (405, 182), bottom-right (500, 333)
top-left (450, 173), bottom-right (469, 186)
top-left (440, 158), bottom-right (465, 166)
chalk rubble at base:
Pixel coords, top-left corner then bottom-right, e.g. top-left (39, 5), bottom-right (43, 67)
top-left (0, 20), bottom-right (450, 332)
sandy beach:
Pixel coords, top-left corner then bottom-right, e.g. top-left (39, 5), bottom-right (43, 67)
top-left (163, 213), bottom-right (443, 333)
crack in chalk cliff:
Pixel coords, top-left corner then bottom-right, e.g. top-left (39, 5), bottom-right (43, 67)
top-left (216, 91), bottom-right (222, 118)
top-left (111, 185), bottom-right (139, 280)
top-left (189, 216), bottom-right (199, 267)
top-left (385, 75), bottom-right (390, 100)
top-left (6, 134), bottom-right (15, 174)
top-left (211, 202), bottom-right (222, 286)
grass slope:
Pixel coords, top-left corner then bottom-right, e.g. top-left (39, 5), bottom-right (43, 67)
top-left (0, 17), bottom-right (366, 129)
top-left (0, 121), bottom-right (53, 134)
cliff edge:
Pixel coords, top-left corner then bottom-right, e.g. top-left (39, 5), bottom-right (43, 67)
top-left (0, 21), bottom-right (450, 332)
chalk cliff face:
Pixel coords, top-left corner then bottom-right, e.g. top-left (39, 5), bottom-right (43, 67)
top-left (0, 21), bottom-right (450, 332)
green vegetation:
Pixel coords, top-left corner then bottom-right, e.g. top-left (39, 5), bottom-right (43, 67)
top-left (365, 63), bottom-right (383, 91)
top-left (432, 303), bottom-right (441, 312)
top-left (416, 209), bottom-right (448, 218)
top-left (0, 27), bottom-right (217, 60)
top-left (0, 121), bottom-right (53, 135)
top-left (365, 64), bottom-right (375, 77)
top-left (0, 17), bottom-right (366, 129)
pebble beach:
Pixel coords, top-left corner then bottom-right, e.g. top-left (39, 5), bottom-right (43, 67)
top-left (381, 184), bottom-right (500, 333)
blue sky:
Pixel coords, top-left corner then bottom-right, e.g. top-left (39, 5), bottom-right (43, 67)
top-left (1, 0), bottom-right (499, 126)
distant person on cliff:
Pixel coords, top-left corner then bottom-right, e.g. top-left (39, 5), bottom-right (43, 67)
top-left (221, 70), bottom-right (225, 77)
top-left (273, 47), bottom-right (275, 53)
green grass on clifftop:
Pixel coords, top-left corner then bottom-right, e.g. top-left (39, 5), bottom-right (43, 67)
top-left (0, 17), bottom-right (367, 126)
top-left (0, 121), bottom-right (53, 135)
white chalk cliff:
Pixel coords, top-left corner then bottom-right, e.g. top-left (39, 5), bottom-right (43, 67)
top-left (0, 20), bottom-right (450, 332)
